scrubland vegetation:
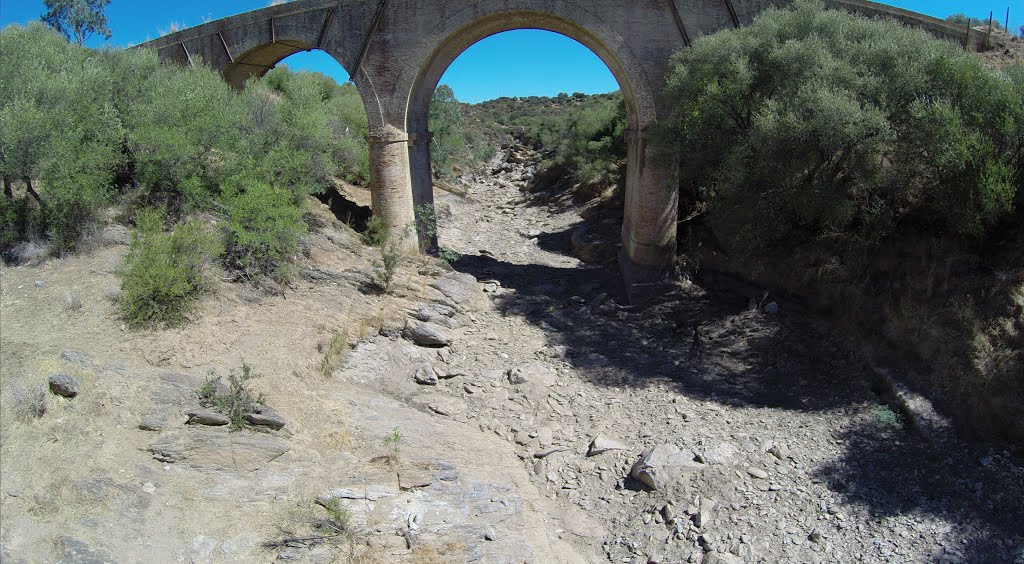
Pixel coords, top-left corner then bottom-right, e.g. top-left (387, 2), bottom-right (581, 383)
top-left (464, 91), bottom-right (627, 196)
top-left (0, 23), bottom-right (465, 327)
top-left (665, 0), bottom-right (1023, 440)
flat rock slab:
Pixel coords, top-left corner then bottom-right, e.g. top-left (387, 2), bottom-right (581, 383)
top-left (148, 429), bottom-right (288, 472)
top-left (185, 408), bottom-right (229, 427)
top-left (399, 467), bottom-right (433, 490)
top-left (414, 394), bottom-right (468, 417)
top-left (588, 433), bottom-right (628, 456)
top-left (58, 536), bottom-right (115, 564)
top-left (246, 408), bottom-right (286, 430)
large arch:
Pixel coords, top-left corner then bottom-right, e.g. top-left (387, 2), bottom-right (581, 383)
top-left (405, 14), bottom-right (654, 245)
top-left (400, 6), bottom-right (675, 289)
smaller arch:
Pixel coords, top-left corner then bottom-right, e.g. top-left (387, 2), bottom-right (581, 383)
top-left (223, 41), bottom-right (320, 88)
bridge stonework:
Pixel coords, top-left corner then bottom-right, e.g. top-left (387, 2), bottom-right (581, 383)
top-left (140, 0), bottom-right (982, 301)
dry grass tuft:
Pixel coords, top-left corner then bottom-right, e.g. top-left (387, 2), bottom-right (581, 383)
top-left (5, 382), bottom-right (47, 421)
top-left (318, 332), bottom-right (350, 377)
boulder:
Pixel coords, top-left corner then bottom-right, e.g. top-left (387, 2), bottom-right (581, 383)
top-left (403, 320), bottom-right (453, 347)
top-left (629, 444), bottom-right (703, 491)
top-left (48, 374), bottom-right (81, 398)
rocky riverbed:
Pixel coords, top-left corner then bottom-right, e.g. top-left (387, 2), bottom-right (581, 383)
top-left (1, 145), bottom-right (1022, 563)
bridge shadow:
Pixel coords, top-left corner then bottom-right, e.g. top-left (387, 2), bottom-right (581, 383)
top-left (446, 249), bottom-right (1024, 563)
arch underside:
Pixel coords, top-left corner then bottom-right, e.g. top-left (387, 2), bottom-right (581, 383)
top-left (405, 8), bottom-right (656, 134)
top-left (223, 41), bottom-right (315, 87)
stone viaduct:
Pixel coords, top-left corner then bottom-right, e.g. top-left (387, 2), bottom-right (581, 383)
top-left (139, 0), bottom-right (983, 300)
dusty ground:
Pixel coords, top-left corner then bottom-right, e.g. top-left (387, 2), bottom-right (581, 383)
top-left (1, 148), bottom-right (1023, 563)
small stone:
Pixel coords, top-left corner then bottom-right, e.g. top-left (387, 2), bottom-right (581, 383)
top-left (185, 408), bottom-right (230, 426)
top-left (245, 407), bottom-right (286, 430)
top-left (587, 433), bottom-right (628, 456)
top-left (809, 529), bottom-right (823, 543)
top-left (437, 348), bottom-right (453, 363)
top-left (695, 497), bottom-right (716, 529)
top-left (483, 527), bottom-right (497, 541)
top-left (414, 363), bottom-right (439, 385)
top-left (142, 482), bottom-right (156, 494)
top-left (768, 443), bottom-right (790, 460)
top-left (763, 302), bottom-right (780, 315)
top-left (661, 504), bottom-right (676, 524)
top-left (747, 467), bottom-right (769, 480)
top-left (506, 366), bottom-right (530, 385)
top-left (48, 374), bottom-right (80, 398)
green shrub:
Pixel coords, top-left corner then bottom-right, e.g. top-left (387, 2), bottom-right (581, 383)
top-left (198, 360), bottom-right (266, 430)
top-left (664, 0), bottom-right (1023, 261)
top-left (371, 244), bottom-right (403, 293)
top-left (438, 246), bottom-right (461, 264)
top-left (119, 208), bottom-right (222, 328)
top-left (221, 179), bottom-right (307, 283)
top-left (361, 215), bottom-right (390, 247)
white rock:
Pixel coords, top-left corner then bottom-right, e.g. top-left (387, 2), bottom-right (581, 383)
top-left (587, 434), bottom-right (628, 456)
top-left (630, 444), bottom-right (703, 491)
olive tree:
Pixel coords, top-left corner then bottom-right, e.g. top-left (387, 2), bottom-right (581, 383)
top-left (42, 0), bottom-right (112, 45)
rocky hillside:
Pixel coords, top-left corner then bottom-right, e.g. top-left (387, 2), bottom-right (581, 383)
top-left (3, 145), bottom-right (1023, 563)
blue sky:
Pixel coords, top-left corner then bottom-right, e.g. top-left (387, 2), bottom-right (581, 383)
top-left (1, 0), bottom-right (1020, 103)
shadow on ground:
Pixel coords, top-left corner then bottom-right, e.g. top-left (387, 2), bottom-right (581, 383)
top-left (448, 250), bottom-right (1024, 563)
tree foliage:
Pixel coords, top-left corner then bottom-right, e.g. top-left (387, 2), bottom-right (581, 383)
top-left (463, 91), bottom-right (627, 192)
top-left (665, 0), bottom-right (1024, 261)
top-left (0, 24), bottom-right (371, 276)
top-left (42, 0), bottom-right (111, 45)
